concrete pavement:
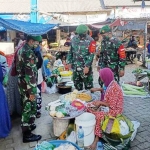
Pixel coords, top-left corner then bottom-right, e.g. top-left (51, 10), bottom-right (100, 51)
top-left (0, 63), bottom-right (150, 150)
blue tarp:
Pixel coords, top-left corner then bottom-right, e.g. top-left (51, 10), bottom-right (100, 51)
top-left (0, 18), bottom-right (57, 35)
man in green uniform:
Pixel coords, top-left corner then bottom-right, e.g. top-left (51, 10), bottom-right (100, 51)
top-left (16, 35), bottom-right (42, 143)
top-left (98, 25), bottom-right (126, 85)
top-left (67, 25), bottom-right (95, 90)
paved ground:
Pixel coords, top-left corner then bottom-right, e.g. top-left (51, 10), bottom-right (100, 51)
top-left (0, 62), bottom-right (150, 150)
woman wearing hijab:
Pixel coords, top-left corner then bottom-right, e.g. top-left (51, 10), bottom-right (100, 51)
top-left (87, 68), bottom-right (124, 150)
top-left (0, 64), bottom-right (11, 138)
top-left (6, 41), bottom-right (25, 116)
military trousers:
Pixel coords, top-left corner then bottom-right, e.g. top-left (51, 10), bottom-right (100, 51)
top-left (73, 68), bottom-right (93, 91)
top-left (18, 79), bottom-right (37, 134)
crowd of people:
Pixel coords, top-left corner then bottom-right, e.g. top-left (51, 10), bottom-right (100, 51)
top-left (0, 24), bottom-right (134, 148)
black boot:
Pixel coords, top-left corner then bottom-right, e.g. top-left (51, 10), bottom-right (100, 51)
top-left (23, 132), bottom-right (42, 143)
top-left (30, 124), bottom-right (36, 131)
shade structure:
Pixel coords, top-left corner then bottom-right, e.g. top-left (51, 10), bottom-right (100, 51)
top-left (110, 19), bottom-right (128, 27)
top-left (0, 17), bottom-right (57, 35)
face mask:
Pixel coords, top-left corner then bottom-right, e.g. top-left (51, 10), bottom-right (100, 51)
top-left (79, 33), bottom-right (86, 40)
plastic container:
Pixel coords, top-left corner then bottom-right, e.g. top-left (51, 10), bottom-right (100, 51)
top-left (75, 112), bottom-right (96, 147)
top-left (61, 76), bottom-right (72, 82)
top-left (77, 126), bottom-right (84, 149)
top-left (53, 118), bottom-right (69, 136)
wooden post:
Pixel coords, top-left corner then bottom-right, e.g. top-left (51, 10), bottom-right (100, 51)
top-left (142, 21), bottom-right (147, 67)
top-left (56, 29), bottom-right (61, 46)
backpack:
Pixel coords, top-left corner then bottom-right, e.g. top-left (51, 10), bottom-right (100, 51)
top-left (147, 43), bottom-right (150, 54)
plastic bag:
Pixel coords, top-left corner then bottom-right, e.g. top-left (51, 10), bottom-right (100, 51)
top-left (45, 84), bottom-right (58, 94)
top-left (66, 131), bottom-right (76, 143)
top-left (101, 114), bottom-right (134, 141)
top-left (130, 121), bottom-right (140, 141)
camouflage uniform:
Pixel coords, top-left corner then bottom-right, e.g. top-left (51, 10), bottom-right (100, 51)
top-left (98, 25), bottom-right (126, 85)
top-left (67, 27), bottom-right (94, 90)
top-left (16, 43), bottom-right (37, 133)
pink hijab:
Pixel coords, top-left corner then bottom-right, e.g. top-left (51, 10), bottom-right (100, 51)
top-left (99, 68), bottom-right (114, 87)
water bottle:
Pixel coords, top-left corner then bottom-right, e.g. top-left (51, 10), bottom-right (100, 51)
top-left (77, 126), bottom-right (84, 149)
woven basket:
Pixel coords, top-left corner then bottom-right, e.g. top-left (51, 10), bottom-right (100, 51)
top-left (53, 118), bottom-right (69, 137)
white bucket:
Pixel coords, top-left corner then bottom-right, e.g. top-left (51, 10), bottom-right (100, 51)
top-left (75, 112), bottom-right (96, 147)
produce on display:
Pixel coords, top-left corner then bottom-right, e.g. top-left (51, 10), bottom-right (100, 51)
top-left (64, 89), bottom-right (92, 102)
top-left (125, 82), bottom-right (143, 87)
top-left (132, 68), bottom-right (143, 74)
top-left (122, 83), bottom-right (148, 96)
top-left (76, 93), bottom-right (92, 102)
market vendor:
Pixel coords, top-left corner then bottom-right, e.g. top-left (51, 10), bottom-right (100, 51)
top-left (87, 68), bottom-right (124, 150)
top-left (67, 24), bottom-right (96, 90)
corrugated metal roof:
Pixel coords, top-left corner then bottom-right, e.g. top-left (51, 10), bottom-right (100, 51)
top-left (104, 0), bottom-right (150, 7)
top-left (0, 0), bottom-right (103, 13)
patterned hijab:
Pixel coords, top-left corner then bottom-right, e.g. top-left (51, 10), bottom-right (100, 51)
top-left (99, 68), bottom-right (114, 87)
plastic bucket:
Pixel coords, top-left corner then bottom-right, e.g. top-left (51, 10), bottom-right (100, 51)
top-left (75, 112), bottom-right (96, 147)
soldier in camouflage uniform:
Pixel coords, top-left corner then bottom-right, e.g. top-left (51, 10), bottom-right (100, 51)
top-left (16, 35), bottom-right (42, 143)
top-left (67, 25), bottom-right (95, 90)
top-left (98, 25), bottom-right (126, 85)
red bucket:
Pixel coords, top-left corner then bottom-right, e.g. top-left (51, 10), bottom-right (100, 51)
top-left (6, 53), bottom-right (14, 67)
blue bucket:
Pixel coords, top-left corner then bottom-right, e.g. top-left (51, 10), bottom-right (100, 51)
top-left (34, 140), bottom-right (81, 150)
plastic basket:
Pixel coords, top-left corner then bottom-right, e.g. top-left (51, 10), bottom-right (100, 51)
top-left (35, 140), bottom-right (81, 150)
top-left (53, 118), bottom-right (69, 136)
top-left (6, 53), bottom-right (14, 67)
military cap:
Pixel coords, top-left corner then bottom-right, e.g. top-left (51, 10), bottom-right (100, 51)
top-left (28, 35), bottom-right (42, 42)
top-left (99, 25), bottom-right (111, 34)
top-left (76, 25), bottom-right (89, 34)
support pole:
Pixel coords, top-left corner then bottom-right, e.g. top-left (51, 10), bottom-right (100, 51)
top-left (142, 21), bottom-right (147, 67)
top-left (30, 0), bottom-right (38, 23)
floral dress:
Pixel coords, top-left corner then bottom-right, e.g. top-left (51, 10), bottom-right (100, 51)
top-left (87, 80), bottom-right (123, 137)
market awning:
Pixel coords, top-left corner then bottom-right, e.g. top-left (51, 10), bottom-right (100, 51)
top-left (0, 18), bottom-right (58, 35)
top-left (110, 19), bottom-right (128, 27)
top-left (117, 21), bottom-right (146, 31)
top-left (89, 19), bottom-right (112, 29)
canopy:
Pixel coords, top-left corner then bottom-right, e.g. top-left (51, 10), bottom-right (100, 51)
top-left (110, 19), bottom-right (128, 27)
top-left (0, 18), bottom-right (57, 35)
top-left (118, 21), bottom-right (146, 31)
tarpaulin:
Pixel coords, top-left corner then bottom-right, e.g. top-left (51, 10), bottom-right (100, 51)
top-left (0, 18), bottom-right (57, 35)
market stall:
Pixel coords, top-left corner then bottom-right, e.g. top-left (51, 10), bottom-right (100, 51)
top-left (0, 17), bottom-right (57, 66)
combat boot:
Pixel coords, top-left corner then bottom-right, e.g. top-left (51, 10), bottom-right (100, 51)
top-left (23, 132), bottom-right (42, 143)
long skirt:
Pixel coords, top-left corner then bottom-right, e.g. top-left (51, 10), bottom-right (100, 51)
top-left (6, 68), bottom-right (21, 115)
top-left (0, 82), bottom-right (11, 138)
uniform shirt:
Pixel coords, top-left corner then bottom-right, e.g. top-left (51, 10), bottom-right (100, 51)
top-left (67, 35), bottom-right (94, 70)
top-left (98, 37), bottom-right (126, 71)
top-left (16, 43), bottom-right (37, 95)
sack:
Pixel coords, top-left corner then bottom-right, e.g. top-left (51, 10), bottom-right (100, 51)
top-left (41, 81), bottom-right (47, 93)
top-left (101, 114), bottom-right (134, 141)
top-left (45, 84), bottom-right (58, 94)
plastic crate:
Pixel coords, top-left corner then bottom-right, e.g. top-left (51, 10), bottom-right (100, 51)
top-left (6, 53), bottom-right (14, 67)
